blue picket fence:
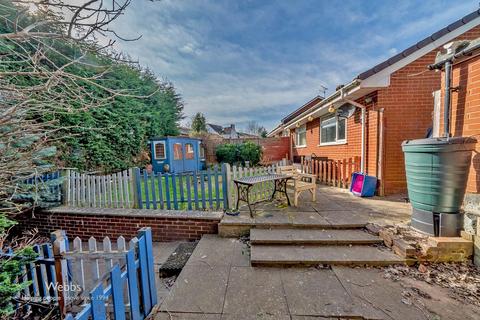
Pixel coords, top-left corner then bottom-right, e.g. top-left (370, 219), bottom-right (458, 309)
top-left (2, 228), bottom-right (157, 320)
top-left (65, 227), bottom-right (157, 320)
top-left (1, 242), bottom-right (59, 314)
top-left (135, 164), bottom-right (228, 210)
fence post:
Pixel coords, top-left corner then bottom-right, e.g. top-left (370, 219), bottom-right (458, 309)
top-left (132, 167), bottom-right (141, 209)
top-left (62, 169), bottom-right (70, 205)
top-left (52, 230), bottom-right (68, 318)
top-left (223, 163), bottom-right (231, 209)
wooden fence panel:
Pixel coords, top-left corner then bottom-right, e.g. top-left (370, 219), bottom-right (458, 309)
top-left (299, 156), bottom-right (361, 189)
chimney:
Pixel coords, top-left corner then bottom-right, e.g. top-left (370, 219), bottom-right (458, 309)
top-left (230, 124), bottom-right (235, 130)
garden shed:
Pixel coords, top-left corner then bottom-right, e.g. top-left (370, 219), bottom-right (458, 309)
top-left (150, 136), bottom-right (205, 173)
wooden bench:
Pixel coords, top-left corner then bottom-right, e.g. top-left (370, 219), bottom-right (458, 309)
top-left (277, 165), bottom-right (316, 206)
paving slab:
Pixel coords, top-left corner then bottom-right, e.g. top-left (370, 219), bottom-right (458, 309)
top-left (309, 200), bottom-right (346, 212)
top-left (154, 312), bottom-right (221, 319)
top-left (230, 240), bottom-right (251, 267)
top-left (222, 266), bottom-right (289, 318)
top-left (291, 317), bottom-right (341, 320)
top-left (288, 211), bottom-right (333, 227)
top-left (251, 245), bottom-right (405, 266)
top-left (280, 268), bottom-right (357, 317)
top-left (399, 277), bottom-right (480, 320)
top-left (250, 229), bottom-right (382, 245)
top-left (256, 211), bottom-right (332, 228)
top-left (160, 264), bottom-right (229, 314)
top-left (316, 210), bottom-right (369, 228)
top-left (332, 266), bottom-right (431, 320)
top-left (148, 242), bottom-right (182, 305)
top-left (186, 234), bottom-right (237, 266)
top-left (221, 313), bottom-right (290, 320)
top-left (153, 241), bottom-right (182, 266)
top-left (243, 199), bottom-right (317, 213)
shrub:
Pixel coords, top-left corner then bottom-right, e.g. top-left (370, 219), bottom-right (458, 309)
top-left (240, 141), bottom-right (262, 166)
top-left (215, 143), bottom-right (239, 165)
top-left (216, 141), bottom-right (262, 166)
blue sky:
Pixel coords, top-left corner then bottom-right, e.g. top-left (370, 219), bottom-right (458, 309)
top-left (111, 0), bottom-right (479, 131)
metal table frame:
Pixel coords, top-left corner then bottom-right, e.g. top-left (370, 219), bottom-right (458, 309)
top-left (233, 174), bottom-right (291, 217)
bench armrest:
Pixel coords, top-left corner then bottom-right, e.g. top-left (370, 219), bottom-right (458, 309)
top-left (298, 173), bottom-right (316, 183)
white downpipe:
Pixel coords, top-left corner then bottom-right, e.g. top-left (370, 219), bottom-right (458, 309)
top-left (360, 107), bottom-right (366, 174)
top-left (342, 98), bottom-right (367, 174)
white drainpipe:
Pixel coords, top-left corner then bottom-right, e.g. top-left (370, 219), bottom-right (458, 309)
top-left (360, 107), bottom-right (366, 173)
top-left (339, 89), bottom-right (367, 174)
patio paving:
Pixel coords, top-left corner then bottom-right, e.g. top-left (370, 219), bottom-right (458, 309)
top-left (152, 185), bottom-right (479, 319)
top-left (154, 234), bottom-right (480, 319)
top-left (224, 184), bottom-right (412, 227)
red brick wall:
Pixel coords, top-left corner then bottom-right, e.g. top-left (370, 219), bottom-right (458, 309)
top-left (291, 25), bottom-right (480, 195)
top-left (260, 137), bottom-right (290, 164)
top-left (291, 92), bottom-right (380, 177)
top-left (379, 25), bottom-right (480, 195)
top-left (203, 135), bottom-right (290, 164)
top-left (440, 54), bottom-right (480, 193)
top-left (16, 210), bottom-right (220, 242)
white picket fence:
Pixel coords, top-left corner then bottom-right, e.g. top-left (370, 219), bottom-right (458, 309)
top-left (66, 235), bottom-right (130, 297)
top-left (225, 163), bottom-right (282, 207)
top-left (64, 169), bottom-right (134, 208)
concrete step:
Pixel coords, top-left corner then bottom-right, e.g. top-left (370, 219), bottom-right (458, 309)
top-left (250, 228), bottom-right (383, 245)
top-left (219, 214), bottom-right (367, 237)
top-left (250, 244), bottom-right (405, 267)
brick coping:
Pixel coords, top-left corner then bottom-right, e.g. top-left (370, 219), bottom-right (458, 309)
top-left (44, 206), bottom-right (223, 220)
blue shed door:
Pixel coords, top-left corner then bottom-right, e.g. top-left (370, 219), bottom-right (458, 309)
top-left (183, 142), bottom-right (197, 172)
top-left (172, 143), bottom-right (184, 172)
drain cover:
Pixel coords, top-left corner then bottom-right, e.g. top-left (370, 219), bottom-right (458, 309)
top-left (159, 241), bottom-right (198, 277)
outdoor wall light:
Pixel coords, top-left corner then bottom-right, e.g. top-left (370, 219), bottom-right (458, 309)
top-left (328, 105), bottom-right (336, 113)
top-left (296, 122), bottom-right (300, 127)
top-left (308, 116), bottom-right (313, 122)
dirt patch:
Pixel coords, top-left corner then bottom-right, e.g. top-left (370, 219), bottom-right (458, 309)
top-left (159, 241), bottom-right (198, 277)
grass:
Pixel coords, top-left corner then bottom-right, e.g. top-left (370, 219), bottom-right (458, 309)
top-left (139, 174), bottom-right (225, 210)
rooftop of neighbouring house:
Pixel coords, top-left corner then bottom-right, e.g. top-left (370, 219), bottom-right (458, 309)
top-left (207, 123), bottom-right (258, 138)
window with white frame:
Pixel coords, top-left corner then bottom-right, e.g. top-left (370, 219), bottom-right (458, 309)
top-left (153, 141), bottom-right (166, 160)
top-left (320, 115), bottom-right (346, 145)
top-left (295, 124), bottom-right (307, 147)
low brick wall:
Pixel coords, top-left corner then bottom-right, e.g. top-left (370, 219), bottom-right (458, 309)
top-left (16, 207), bottom-right (223, 241)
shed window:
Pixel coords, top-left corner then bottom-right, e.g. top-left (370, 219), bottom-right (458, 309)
top-left (154, 142), bottom-right (166, 160)
top-left (320, 114), bottom-right (346, 145)
top-left (295, 124), bottom-right (306, 147)
top-left (173, 143), bottom-right (183, 160)
top-left (199, 143), bottom-right (205, 159)
top-left (185, 143), bottom-right (194, 159)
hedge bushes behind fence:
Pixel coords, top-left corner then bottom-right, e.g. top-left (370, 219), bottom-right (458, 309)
top-left (216, 141), bottom-right (262, 166)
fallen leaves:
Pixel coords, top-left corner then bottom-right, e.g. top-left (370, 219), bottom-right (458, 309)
top-left (384, 262), bottom-right (480, 306)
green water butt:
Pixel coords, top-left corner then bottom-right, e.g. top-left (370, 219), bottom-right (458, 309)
top-left (402, 137), bottom-right (476, 213)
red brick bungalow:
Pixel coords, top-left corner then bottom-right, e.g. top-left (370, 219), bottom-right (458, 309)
top-left (432, 38), bottom-right (480, 210)
top-left (269, 10), bottom-right (480, 195)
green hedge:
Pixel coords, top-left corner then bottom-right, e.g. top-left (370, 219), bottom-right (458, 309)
top-left (216, 141), bottom-right (262, 166)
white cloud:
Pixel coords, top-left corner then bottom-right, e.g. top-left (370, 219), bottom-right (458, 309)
top-left (108, 0), bottom-right (480, 131)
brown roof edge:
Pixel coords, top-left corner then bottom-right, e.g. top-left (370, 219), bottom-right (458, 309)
top-left (281, 96), bottom-right (323, 124)
top-left (356, 9), bottom-right (480, 80)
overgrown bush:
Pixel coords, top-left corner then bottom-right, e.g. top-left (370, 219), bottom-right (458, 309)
top-left (216, 141), bottom-right (262, 166)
